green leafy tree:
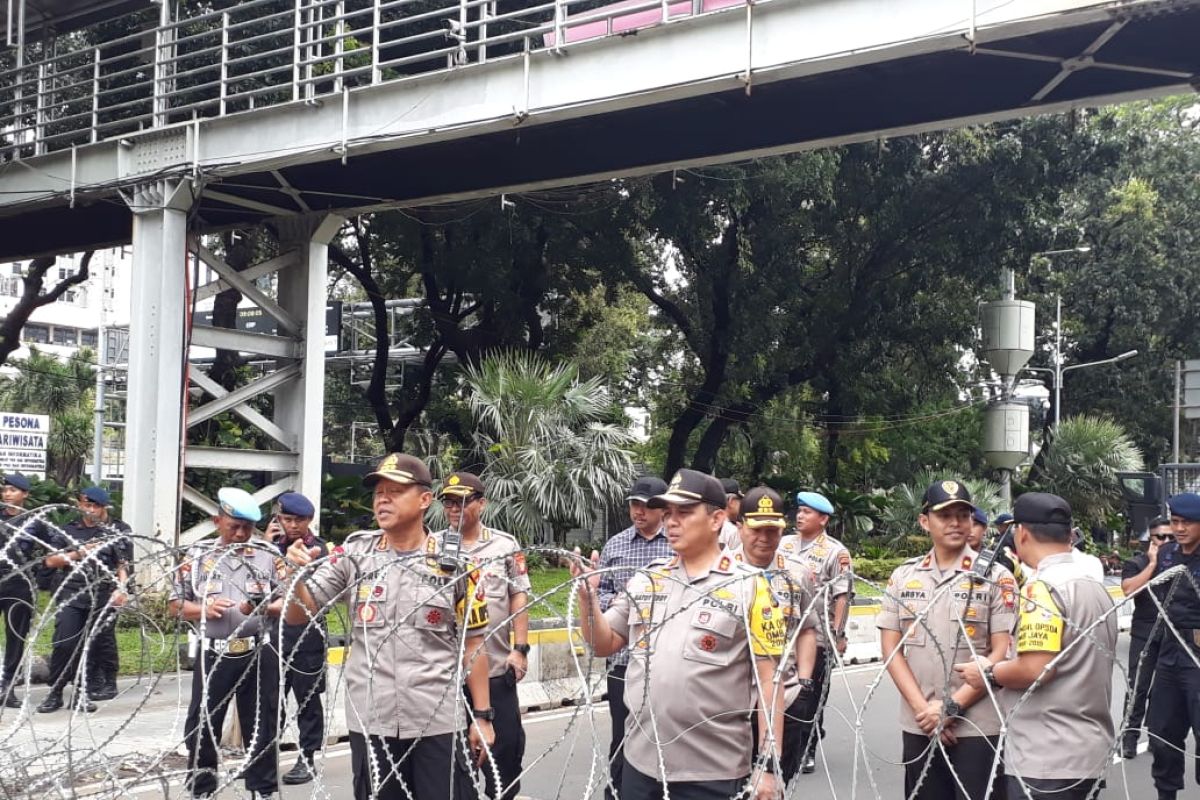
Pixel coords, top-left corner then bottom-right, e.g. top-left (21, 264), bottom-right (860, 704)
top-left (0, 347), bottom-right (96, 483)
top-left (880, 469), bottom-right (1004, 553)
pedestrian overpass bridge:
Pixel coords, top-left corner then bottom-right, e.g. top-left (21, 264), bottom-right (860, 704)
top-left (0, 0), bottom-right (1195, 541)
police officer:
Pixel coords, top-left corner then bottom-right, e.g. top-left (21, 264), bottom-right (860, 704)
top-left (956, 492), bottom-right (1117, 800)
top-left (1119, 515), bottom-right (1171, 759)
top-left (878, 480), bottom-right (1016, 800)
top-left (733, 486), bottom-right (819, 785)
top-left (596, 475), bottom-right (671, 800)
top-left (967, 507), bottom-right (988, 551)
top-left (38, 486), bottom-right (133, 714)
top-left (282, 453), bottom-right (494, 800)
top-left (169, 487), bottom-right (282, 800)
top-left (719, 478), bottom-right (743, 549)
top-left (779, 490), bottom-right (851, 774)
top-left (572, 469), bottom-right (786, 800)
top-left (0, 473), bottom-right (47, 709)
top-left (433, 471), bottom-right (532, 800)
top-left (1147, 492), bottom-right (1200, 800)
top-left (76, 487), bottom-right (132, 702)
top-left (268, 492), bottom-right (329, 786)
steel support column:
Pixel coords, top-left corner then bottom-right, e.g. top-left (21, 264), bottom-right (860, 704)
top-left (123, 178), bottom-right (193, 544)
top-left (274, 213), bottom-right (344, 528)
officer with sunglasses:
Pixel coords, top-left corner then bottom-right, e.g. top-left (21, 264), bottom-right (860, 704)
top-left (1119, 516), bottom-right (1172, 758)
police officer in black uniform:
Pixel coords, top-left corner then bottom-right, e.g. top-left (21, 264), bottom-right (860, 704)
top-left (269, 492), bottom-right (329, 786)
top-left (37, 485), bottom-right (133, 713)
top-left (0, 473), bottom-right (47, 709)
top-left (1120, 515), bottom-right (1171, 758)
top-left (75, 486), bottom-right (133, 701)
top-left (1148, 492), bottom-right (1200, 800)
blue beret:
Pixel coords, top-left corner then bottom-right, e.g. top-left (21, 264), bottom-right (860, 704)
top-left (993, 513), bottom-right (1014, 526)
top-left (1169, 493), bottom-right (1200, 523)
top-left (795, 491), bottom-right (834, 516)
top-left (3, 474), bottom-right (31, 492)
top-left (217, 487), bottom-right (262, 522)
top-left (277, 491), bottom-right (315, 517)
top-left (972, 507), bottom-right (988, 526)
top-left (81, 486), bottom-right (111, 506)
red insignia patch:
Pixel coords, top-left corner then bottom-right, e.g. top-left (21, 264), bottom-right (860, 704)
top-left (961, 556), bottom-right (973, 570)
top-left (698, 634), bottom-right (718, 652)
top-left (330, 545), bottom-right (344, 564)
top-left (426, 608), bottom-right (444, 626)
top-left (761, 607), bottom-right (772, 620)
top-left (837, 552), bottom-right (851, 569)
top-left (1002, 590), bottom-right (1015, 609)
top-left (373, 585), bottom-right (384, 597)
top-left (356, 604), bottom-right (377, 623)
top-left (514, 552), bottom-right (527, 575)
top-left (718, 556), bottom-right (731, 571)
top-left (698, 611), bottom-right (711, 625)
top-left (921, 555), bottom-right (932, 568)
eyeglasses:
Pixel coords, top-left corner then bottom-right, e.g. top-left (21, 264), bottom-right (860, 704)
top-left (1152, 534), bottom-right (1174, 542)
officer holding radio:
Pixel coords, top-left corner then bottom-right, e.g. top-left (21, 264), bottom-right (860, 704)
top-left (169, 487), bottom-right (283, 800)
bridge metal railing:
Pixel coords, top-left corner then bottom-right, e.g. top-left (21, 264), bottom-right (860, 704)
top-left (0, 0), bottom-right (750, 162)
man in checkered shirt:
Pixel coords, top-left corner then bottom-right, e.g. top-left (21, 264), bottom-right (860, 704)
top-left (596, 476), bottom-right (671, 800)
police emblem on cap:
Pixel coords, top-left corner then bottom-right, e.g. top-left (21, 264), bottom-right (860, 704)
top-left (669, 474), bottom-right (682, 491)
top-left (942, 481), bottom-right (960, 496)
top-left (757, 496), bottom-right (775, 513)
top-left (448, 475), bottom-right (461, 486)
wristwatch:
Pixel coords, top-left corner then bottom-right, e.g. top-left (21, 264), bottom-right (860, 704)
top-left (942, 698), bottom-right (963, 719)
top-left (472, 707), bottom-right (496, 721)
top-left (795, 678), bottom-right (815, 698)
top-left (983, 663), bottom-right (1001, 688)
top-left (513, 643), bottom-right (531, 655)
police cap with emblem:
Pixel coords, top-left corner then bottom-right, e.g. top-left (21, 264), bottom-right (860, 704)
top-left (922, 480), bottom-right (973, 513)
top-left (1012, 492), bottom-right (1073, 531)
top-left (741, 486), bottom-right (787, 528)
top-left (217, 487), bottom-right (262, 522)
top-left (276, 491), bottom-right (315, 517)
top-left (795, 491), bottom-right (835, 516)
top-left (438, 471), bottom-right (485, 499)
top-left (364, 453), bottom-right (434, 488)
top-left (626, 476), bottom-right (668, 503)
top-left (1168, 492), bottom-right (1200, 522)
top-left (3, 474), bottom-right (30, 492)
top-left (648, 469), bottom-right (727, 509)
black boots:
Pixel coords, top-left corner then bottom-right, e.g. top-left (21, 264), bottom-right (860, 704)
top-left (281, 752), bottom-right (315, 785)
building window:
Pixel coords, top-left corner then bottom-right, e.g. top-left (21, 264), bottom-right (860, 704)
top-left (23, 324), bottom-right (49, 344)
top-left (80, 329), bottom-right (98, 347)
top-left (52, 326), bottom-right (78, 346)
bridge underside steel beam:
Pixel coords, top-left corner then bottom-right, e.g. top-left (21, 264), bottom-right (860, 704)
top-left (0, 0), bottom-right (1197, 260)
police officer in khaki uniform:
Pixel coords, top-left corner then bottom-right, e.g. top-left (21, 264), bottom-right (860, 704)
top-left (732, 486), bottom-right (819, 786)
top-left (778, 491), bottom-right (851, 774)
top-left (169, 487), bottom-right (282, 800)
top-left (283, 454), bottom-right (494, 800)
top-left (956, 493), bottom-right (1117, 800)
top-left (433, 471), bottom-right (532, 800)
top-left (572, 469), bottom-right (786, 800)
top-left (878, 480), bottom-right (1016, 800)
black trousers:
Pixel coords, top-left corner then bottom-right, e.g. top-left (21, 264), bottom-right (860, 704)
top-left (606, 663), bottom-right (629, 800)
top-left (1148, 663), bottom-right (1200, 794)
top-left (620, 763), bottom-right (746, 800)
top-left (183, 645), bottom-right (279, 795)
top-left (0, 575), bottom-right (33, 688)
top-left (282, 645), bottom-right (326, 754)
top-left (87, 606), bottom-right (118, 685)
top-left (798, 646), bottom-right (831, 760)
top-left (46, 604), bottom-right (103, 693)
top-left (462, 669), bottom-right (525, 800)
top-left (1003, 775), bottom-right (1101, 800)
top-left (1125, 629), bottom-right (1160, 742)
top-left (349, 729), bottom-right (473, 800)
top-left (902, 732), bottom-right (1002, 800)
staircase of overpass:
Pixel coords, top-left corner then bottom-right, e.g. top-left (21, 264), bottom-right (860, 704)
top-left (0, 0), bottom-right (1195, 542)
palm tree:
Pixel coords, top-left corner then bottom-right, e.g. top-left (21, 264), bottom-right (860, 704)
top-left (457, 351), bottom-right (638, 545)
top-left (1030, 414), bottom-right (1143, 528)
top-left (0, 347), bottom-right (96, 484)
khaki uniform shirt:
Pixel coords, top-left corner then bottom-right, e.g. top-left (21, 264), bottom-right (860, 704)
top-left (303, 530), bottom-right (489, 738)
top-left (603, 551), bottom-right (785, 782)
top-left (1003, 550), bottom-right (1117, 780)
top-left (431, 527), bottom-right (532, 678)
top-left (731, 545), bottom-right (819, 707)
top-left (169, 538), bottom-right (282, 641)
top-left (779, 532), bottom-right (853, 650)
top-left (877, 548), bottom-right (1017, 737)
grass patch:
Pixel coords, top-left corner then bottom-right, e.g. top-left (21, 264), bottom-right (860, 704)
top-left (853, 578), bottom-right (883, 598)
top-left (528, 567), bottom-right (572, 620)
